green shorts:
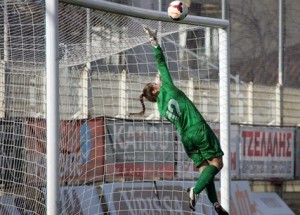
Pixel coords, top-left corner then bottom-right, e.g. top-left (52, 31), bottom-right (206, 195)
top-left (181, 123), bottom-right (224, 168)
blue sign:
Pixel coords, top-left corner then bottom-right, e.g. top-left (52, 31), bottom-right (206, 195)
top-left (80, 122), bottom-right (92, 164)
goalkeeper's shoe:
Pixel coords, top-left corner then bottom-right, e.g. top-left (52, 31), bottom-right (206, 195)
top-left (187, 187), bottom-right (198, 211)
top-left (214, 202), bottom-right (229, 215)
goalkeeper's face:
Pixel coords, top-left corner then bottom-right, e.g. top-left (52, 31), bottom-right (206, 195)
top-left (151, 83), bottom-right (160, 95)
top-left (143, 82), bottom-right (160, 102)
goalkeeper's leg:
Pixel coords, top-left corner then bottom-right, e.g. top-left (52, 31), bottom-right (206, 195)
top-left (187, 161), bottom-right (218, 211)
top-left (187, 157), bottom-right (228, 214)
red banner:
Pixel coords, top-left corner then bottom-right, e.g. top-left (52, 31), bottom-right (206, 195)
top-left (24, 118), bottom-right (105, 184)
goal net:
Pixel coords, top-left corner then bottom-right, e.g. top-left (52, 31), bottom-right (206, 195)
top-left (0, 1), bottom-right (229, 214)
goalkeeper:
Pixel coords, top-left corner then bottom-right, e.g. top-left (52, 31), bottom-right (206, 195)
top-left (130, 26), bottom-right (229, 215)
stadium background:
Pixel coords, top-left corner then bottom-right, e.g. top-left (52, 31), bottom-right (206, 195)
top-left (0, 0), bottom-right (299, 214)
top-left (105, 0), bottom-right (300, 88)
top-left (59, 0), bottom-right (300, 213)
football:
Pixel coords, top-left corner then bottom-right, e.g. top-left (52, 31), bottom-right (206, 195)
top-left (167, 1), bottom-right (188, 21)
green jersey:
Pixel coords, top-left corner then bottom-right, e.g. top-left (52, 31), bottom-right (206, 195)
top-left (153, 46), bottom-right (206, 135)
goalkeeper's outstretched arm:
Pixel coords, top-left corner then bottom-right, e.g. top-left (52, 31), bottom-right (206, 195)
top-left (143, 26), bottom-right (174, 86)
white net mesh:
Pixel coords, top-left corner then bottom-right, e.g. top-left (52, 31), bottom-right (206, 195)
top-left (0, 1), bottom-right (224, 214)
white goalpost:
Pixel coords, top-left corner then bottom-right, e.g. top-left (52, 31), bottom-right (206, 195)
top-left (0, 1), bottom-right (230, 214)
top-left (46, 1), bottom-right (60, 215)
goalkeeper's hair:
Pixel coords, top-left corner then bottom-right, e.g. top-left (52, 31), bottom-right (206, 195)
top-left (129, 83), bottom-right (157, 116)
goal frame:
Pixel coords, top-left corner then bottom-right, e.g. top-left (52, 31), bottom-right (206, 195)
top-left (46, 0), bottom-right (231, 214)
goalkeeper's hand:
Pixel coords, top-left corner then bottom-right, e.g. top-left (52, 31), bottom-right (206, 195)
top-left (143, 26), bottom-right (158, 48)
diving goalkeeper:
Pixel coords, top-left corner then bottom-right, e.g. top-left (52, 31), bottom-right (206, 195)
top-left (130, 26), bottom-right (229, 215)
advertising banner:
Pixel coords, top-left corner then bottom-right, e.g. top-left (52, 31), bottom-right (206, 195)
top-left (240, 126), bottom-right (294, 178)
top-left (41, 186), bottom-right (102, 215)
top-left (229, 181), bottom-right (294, 215)
top-left (24, 118), bottom-right (105, 184)
top-left (0, 120), bottom-right (24, 186)
top-left (295, 127), bottom-right (300, 178)
top-left (176, 124), bottom-right (240, 180)
top-left (102, 181), bottom-right (211, 214)
top-left (56, 186), bottom-right (102, 215)
top-left (253, 192), bottom-right (295, 215)
top-left (105, 118), bottom-right (176, 181)
top-left (0, 186), bottom-right (103, 215)
top-left (102, 180), bottom-right (294, 215)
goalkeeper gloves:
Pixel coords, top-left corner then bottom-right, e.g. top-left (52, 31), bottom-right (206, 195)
top-left (143, 26), bottom-right (158, 48)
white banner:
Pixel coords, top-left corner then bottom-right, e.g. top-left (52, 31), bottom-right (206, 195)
top-left (240, 126), bottom-right (294, 178)
top-left (253, 192), bottom-right (295, 215)
top-left (295, 127), bottom-right (300, 178)
top-left (102, 181), bottom-right (213, 214)
top-left (58, 186), bottom-right (103, 215)
top-left (43, 186), bottom-right (103, 215)
top-left (0, 186), bottom-right (102, 215)
top-left (101, 181), bottom-right (294, 215)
